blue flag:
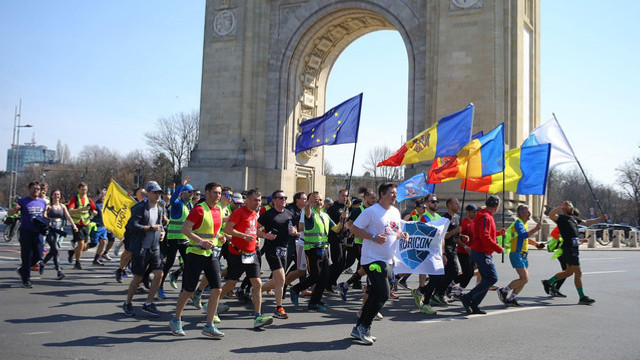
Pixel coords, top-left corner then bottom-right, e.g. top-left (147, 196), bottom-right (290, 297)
top-left (396, 172), bottom-right (435, 202)
top-left (295, 93), bottom-right (362, 154)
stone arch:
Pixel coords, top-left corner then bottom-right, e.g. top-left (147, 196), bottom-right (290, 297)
top-left (265, 0), bottom-right (426, 193)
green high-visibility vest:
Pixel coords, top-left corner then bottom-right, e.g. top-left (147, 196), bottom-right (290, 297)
top-left (167, 201), bottom-right (190, 241)
top-left (303, 209), bottom-right (330, 251)
top-left (353, 205), bottom-right (365, 245)
top-left (423, 211), bottom-right (440, 222)
top-left (410, 214), bottom-right (420, 221)
top-left (187, 202), bottom-right (222, 257)
top-left (70, 195), bottom-right (91, 225)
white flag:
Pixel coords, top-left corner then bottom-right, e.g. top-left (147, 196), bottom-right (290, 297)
top-left (523, 118), bottom-right (577, 169)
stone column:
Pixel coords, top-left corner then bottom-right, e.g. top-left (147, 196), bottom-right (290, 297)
top-left (586, 229), bottom-right (595, 248)
top-left (630, 231), bottom-right (638, 248)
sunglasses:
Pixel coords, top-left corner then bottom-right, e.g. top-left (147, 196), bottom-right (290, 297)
top-left (32, 187), bottom-right (41, 191)
top-left (194, 193), bottom-right (202, 196)
top-left (429, 200), bottom-right (439, 204)
top-left (274, 196), bottom-right (288, 200)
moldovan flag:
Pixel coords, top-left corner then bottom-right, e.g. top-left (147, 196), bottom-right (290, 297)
top-left (377, 104), bottom-right (473, 167)
top-left (103, 179), bottom-right (136, 239)
top-left (428, 123), bottom-right (505, 183)
top-left (522, 118), bottom-right (577, 169)
top-left (462, 143), bottom-right (552, 195)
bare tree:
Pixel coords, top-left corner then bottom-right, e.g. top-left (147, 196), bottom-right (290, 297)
top-left (362, 146), bottom-right (402, 189)
top-left (617, 155), bottom-right (640, 226)
top-left (55, 140), bottom-right (71, 164)
top-left (144, 110), bottom-right (199, 182)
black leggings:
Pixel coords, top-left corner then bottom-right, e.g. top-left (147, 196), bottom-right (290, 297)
top-left (293, 248), bottom-right (330, 304)
top-left (555, 257), bottom-right (567, 290)
top-left (420, 274), bottom-right (445, 303)
top-left (161, 239), bottom-right (189, 287)
top-left (436, 250), bottom-right (458, 297)
top-left (344, 243), bottom-right (362, 270)
top-left (456, 252), bottom-right (475, 288)
top-left (43, 231), bottom-right (62, 272)
top-left (358, 261), bottom-right (392, 327)
top-left (328, 240), bottom-right (347, 287)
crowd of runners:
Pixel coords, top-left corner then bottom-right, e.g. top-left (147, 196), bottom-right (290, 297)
top-left (7, 177), bottom-right (606, 345)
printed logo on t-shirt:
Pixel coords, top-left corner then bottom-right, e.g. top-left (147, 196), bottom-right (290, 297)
top-left (247, 219), bottom-right (257, 236)
top-left (385, 221), bottom-right (400, 234)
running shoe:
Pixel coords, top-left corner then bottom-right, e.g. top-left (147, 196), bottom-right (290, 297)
top-left (356, 324), bottom-right (374, 345)
top-left (21, 281), bottom-right (33, 289)
top-left (411, 289), bottom-right (423, 309)
top-left (122, 302), bottom-right (135, 316)
top-left (202, 324), bottom-right (224, 338)
top-left (93, 259), bottom-right (105, 266)
top-left (115, 268), bottom-right (123, 283)
top-left (374, 312), bottom-right (383, 320)
top-left (578, 296), bottom-right (595, 305)
top-left (300, 289), bottom-right (313, 297)
top-left (419, 304), bottom-right (437, 315)
top-left (142, 303), bottom-right (160, 316)
top-left (169, 317), bottom-right (186, 336)
top-left (157, 287), bottom-right (167, 300)
top-left (67, 250), bottom-right (74, 264)
top-left (274, 307), bottom-right (289, 319)
top-left (488, 285), bottom-right (499, 291)
top-left (397, 279), bottom-right (409, 290)
top-left (339, 282), bottom-right (349, 301)
top-left (505, 298), bottom-right (523, 307)
top-left (290, 289), bottom-right (299, 306)
top-left (550, 286), bottom-right (567, 298)
top-left (218, 303), bottom-right (230, 313)
top-left (169, 271), bottom-right (178, 289)
top-left (74, 262), bottom-right (82, 270)
top-left (57, 272), bottom-right (66, 280)
top-left (497, 287), bottom-right (508, 304)
top-left (253, 315), bottom-right (273, 328)
top-left (541, 280), bottom-right (551, 295)
top-left (308, 303), bottom-right (327, 312)
top-left (460, 294), bottom-right (473, 314)
top-left (470, 306), bottom-right (486, 314)
top-left (101, 253), bottom-right (113, 261)
top-left (430, 295), bottom-right (448, 307)
top-left (351, 325), bottom-right (377, 342)
top-left (190, 293), bottom-right (202, 310)
top-left (389, 289), bottom-right (400, 299)
top-left (37, 261), bottom-right (45, 275)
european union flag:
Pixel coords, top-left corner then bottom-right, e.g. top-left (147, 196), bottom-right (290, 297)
top-left (396, 172), bottom-right (435, 203)
top-left (295, 93), bottom-right (362, 154)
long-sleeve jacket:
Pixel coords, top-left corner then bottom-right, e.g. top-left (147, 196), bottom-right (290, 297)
top-left (125, 201), bottom-right (165, 254)
top-left (471, 208), bottom-right (503, 255)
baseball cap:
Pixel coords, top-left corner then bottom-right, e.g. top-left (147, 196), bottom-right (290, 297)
top-left (231, 192), bottom-right (244, 204)
top-left (145, 181), bottom-right (163, 193)
top-left (324, 198), bottom-right (333, 204)
top-left (181, 184), bottom-right (194, 193)
top-left (465, 203), bottom-right (478, 211)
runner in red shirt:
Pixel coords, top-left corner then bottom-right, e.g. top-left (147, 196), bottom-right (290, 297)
top-left (218, 189), bottom-right (274, 329)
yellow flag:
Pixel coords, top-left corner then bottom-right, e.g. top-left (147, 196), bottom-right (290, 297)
top-left (103, 179), bottom-right (136, 239)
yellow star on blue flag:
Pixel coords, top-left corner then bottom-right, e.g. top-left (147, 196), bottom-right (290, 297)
top-left (295, 93), bottom-right (362, 154)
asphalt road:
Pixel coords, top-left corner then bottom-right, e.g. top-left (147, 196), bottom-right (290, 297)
top-left (0, 228), bottom-right (638, 360)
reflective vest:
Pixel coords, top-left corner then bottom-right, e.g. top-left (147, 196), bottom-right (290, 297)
top-left (70, 195), bottom-right (91, 225)
top-left (422, 211), bottom-right (440, 223)
top-left (217, 203), bottom-right (231, 242)
top-left (410, 214), bottom-right (420, 221)
top-left (167, 200), bottom-right (190, 241)
top-left (187, 202), bottom-right (222, 257)
top-left (353, 205), bottom-right (365, 245)
top-left (507, 218), bottom-right (528, 253)
top-left (303, 209), bottom-right (330, 250)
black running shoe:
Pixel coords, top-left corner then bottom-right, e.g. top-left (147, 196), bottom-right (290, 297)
top-left (578, 296), bottom-right (595, 305)
top-left (541, 280), bottom-right (550, 295)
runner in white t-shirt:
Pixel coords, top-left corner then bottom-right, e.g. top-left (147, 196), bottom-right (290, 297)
top-left (348, 183), bottom-right (407, 345)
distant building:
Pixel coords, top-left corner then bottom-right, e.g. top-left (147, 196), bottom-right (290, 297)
top-left (6, 145), bottom-right (56, 173)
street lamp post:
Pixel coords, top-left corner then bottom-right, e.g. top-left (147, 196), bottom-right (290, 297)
top-left (8, 99), bottom-right (33, 207)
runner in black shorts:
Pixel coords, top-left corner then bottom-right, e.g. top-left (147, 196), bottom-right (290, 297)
top-left (257, 190), bottom-right (298, 319)
top-left (218, 189), bottom-right (273, 329)
top-left (542, 201), bottom-right (607, 305)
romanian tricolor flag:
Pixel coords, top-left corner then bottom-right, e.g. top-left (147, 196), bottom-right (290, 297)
top-left (461, 143), bottom-right (551, 195)
top-left (377, 104), bottom-right (473, 167)
top-left (427, 123), bottom-right (504, 183)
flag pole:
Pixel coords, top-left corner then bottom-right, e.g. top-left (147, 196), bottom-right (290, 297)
top-left (552, 113), bottom-right (605, 216)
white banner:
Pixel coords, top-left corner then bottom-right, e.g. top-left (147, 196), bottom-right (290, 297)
top-left (394, 218), bottom-right (450, 275)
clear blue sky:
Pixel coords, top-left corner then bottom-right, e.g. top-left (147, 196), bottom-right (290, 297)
top-left (1, 1), bottom-right (638, 187)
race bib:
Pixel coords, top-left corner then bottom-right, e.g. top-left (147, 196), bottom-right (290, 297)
top-left (571, 237), bottom-right (580, 247)
top-left (212, 247), bottom-right (221, 258)
top-left (242, 253), bottom-right (257, 264)
top-left (275, 246), bottom-right (287, 258)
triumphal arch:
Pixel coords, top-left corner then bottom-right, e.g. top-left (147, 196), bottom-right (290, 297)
top-left (185, 0), bottom-right (540, 210)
